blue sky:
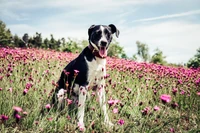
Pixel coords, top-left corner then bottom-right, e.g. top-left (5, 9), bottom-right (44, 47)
top-left (0, 0), bottom-right (200, 63)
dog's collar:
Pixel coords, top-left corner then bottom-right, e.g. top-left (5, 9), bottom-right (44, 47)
top-left (88, 43), bottom-right (107, 59)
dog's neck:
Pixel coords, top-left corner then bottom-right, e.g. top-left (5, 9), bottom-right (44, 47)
top-left (88, 43), bottom-right (106, 59)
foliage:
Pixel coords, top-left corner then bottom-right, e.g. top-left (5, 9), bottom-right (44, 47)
top-left (108, 40), bottom-right (127, 58)
top-left (0, 48), bottom-right (199, 132)
top-left (0, 20), bottom-right (12, 46)
top-left (150, 48), bottom-right (167, 65)
top-left (136, 41), bottom-right (150, 62)
top-left (187, 48), bottom-right (200, 68)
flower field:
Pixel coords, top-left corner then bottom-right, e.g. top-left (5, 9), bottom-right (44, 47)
top-left (0, 47), bottom-right (200, 132)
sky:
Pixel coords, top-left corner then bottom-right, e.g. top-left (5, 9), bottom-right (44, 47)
top-left (0, 0), bottom-right (200, 64)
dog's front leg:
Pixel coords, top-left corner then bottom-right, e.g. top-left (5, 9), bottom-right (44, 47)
top-left (77, 86), bottom-right (87, 130)
top-left (97, 85), bottom-right (113, 127)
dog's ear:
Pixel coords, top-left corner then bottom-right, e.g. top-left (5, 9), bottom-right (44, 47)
top-left (108, 24), bottom-right (120, 38)
top-left (88, 25), bottom-right (96, 39)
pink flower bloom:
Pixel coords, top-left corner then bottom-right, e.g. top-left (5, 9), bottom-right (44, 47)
top-left (127, 88), bottom-right (132, 93)
top-left (197, 92), bottom-right (200, 96)
top-left (172, 88), bottom-right (178, 95)
top-left (23, 89), bottom-right (28, 95)
top-left (66, 99), bottom-right (73, 105)
top-left (0, 114), bottom-right (9, 121)
top-left (107, 99), bottom-right (120, 106)
top-left (141, 107), bottom-right (150, 115)
top-left (13, 106), bottom-right (23, 112)
top-left (74, 69), bottom-right (79, 75)
top-left (15, 114), bottom-right (21, 119)
top-left (8, 88), bottom-right (12, 93)
top-left (0, 88), bottom-right (2, 91)
top-left (160, 94), bottom-right (171, 103)
top-left (45, 104), bottom-right (51, 109)
top-left (23, 111), bottom-right (28, 115)
top-left (117, 119), bottom-right (125, 125)
top-left (171, 102), bottom-right (179, 109)
top-left (113, 108), bottom-right (118, 114)
top-left (154, 106), bottom-right (160, 111)
top-left (170, 128), bottom-right (175, 132)
top-left (47, 117), bottom-right (53, 121)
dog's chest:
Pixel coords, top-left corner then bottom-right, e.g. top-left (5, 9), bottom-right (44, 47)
top-left (86, 57), bottom-right (106, 87)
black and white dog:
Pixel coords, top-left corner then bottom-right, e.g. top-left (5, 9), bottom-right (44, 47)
top-left (52, 24), bottom-right (119, 129)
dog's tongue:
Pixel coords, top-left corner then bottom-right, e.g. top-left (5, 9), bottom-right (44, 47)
top-left (99, 47), bottom-right (107, 57)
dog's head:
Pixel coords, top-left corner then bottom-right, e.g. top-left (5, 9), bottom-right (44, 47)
top-left (88, 24), bottom-right (119, 58)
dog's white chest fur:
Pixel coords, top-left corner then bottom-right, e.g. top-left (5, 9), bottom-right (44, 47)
top-left (86, 57), bottom-right (106, 87)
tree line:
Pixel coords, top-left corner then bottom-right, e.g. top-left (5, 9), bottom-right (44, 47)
top-left (0, 20), bottom-right (199, 68)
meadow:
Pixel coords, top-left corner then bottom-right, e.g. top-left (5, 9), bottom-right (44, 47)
top-left (0, 47), bottom-right (199, 133)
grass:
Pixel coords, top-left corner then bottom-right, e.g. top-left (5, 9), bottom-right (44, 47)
top-left (0, 47), bottom-right (200, 132)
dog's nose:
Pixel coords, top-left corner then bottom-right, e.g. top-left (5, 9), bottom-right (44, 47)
top-left (101, 41), bottom-right (107, 47)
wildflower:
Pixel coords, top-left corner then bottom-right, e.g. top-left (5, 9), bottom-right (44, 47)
top-left (66, 99), bottom-right (73, 105)
top-left (107, 99), bottom-right (120, 107)
top-left (154, 106), bottom-right (160, 111)
top-left (13, 106), bottom-right (23, 112)
top-left (74, 69), bottom-right (79, 76)
top-left (197, 92), bottom-right (200, 96)
top-left (8, 88), bottom-right (12, 93)
top-left (47, 117), bottom-right (53, 121)
top-left (172, 88), bottom-right (178, 95)
top-left (141, 107), bottom-right (150, 115)
top-left (117, 119), bottom-right (125, 125)
top-left (23, 89), bottom-right (28, 95)
top-left (170, 128), bottom-right (175, 133)
top-left (127, 88), bottom-right (132, 93)
top-left (23, 111), bottom-right (28, 115)
top-left (0, 114), bottom-right (9, 121)
top-left (45, 104), bottom-right (51, 109)
top-left (171, 102), bottom-right (179, 109)
top-left (15, 114), bottom-right (21, 122)
top-left (0, 88), bottom-right (2, 91)
top-left (113, 108), bottom-right (118, 114)
top-left (160, 94), bottom-right (171, 103)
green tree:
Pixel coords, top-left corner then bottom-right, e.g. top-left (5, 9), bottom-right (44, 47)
top-left (107, 40), bottom-right (127, 58)
top-left (136, 41), bottom-right (150, 62)
top-left (187, 47), bottom-right (200, 68)
top-left (150, 48), bottom-right (167, 65)
top-left (0, 20), bottom-right (12, 46)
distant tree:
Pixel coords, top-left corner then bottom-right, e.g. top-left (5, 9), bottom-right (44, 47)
top-left (107, 40), bottom-right (127, 58)
top-left (136, 41), bottom-right (150, 62)
top-left (0, 20), bottom-right (12, 46)
top-left (13, 34), bottom-right (24, 47)
top-left (187, 47), bottom-right (200, 68)
top-left (150, 48), bottom-right (167, 65)
top-left (43, 38), bottom-right (49, 48)
top-left (131, 54), bottom-right (138, 61)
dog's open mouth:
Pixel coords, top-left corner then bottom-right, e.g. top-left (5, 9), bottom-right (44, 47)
top-left (99, 46), bottom-right (107, 57)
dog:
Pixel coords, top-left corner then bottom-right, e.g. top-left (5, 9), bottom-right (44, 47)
top-left (51, 24), bottom-right (119, 130)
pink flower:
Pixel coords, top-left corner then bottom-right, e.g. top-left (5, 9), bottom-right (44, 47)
top-left (8, 88), bottom-right (12, 93)
top-left (0, 114), bottom-right (9, 121)
top-left (197, 92), bottom-right (200, 96)
top-left (117, 119), bottom-right (125, 125)
top-left (170, 128), bottom-right (175, 132)
top-left (113, 108), bottom-right (118, 114)
top-left (154, 106), bottom-right (160, 111)
top-left (23, 111), bottom-right (28, 115)
top-left (74, 70), bottom-right (79, 75)
top-left (23, 89), bottom-right (28, 95)
top-left (171, 102), bottom-right (179, 109)
top-left (172, 88), bottom-right (178, 95)
top-left (160, 94), bottom-right (171, 103)
top-left (13, 106), bottom-right (23, 112)
top-left (66, 99), bottom-right (73, 105)
top-left (47, 117), bottom-right (53, 121)
top-left (107, 99), bottom-right (120, 106)
top-left (45, 104), bottom-right (51, 109)
top-left (141, 107), bottom-right (150, 115)
top-left (127, 88), bottom-right (132, 93)
top-left (0, 88), bottom-right (2, 91)
top-left (15, 114), bottom-right (21, 120)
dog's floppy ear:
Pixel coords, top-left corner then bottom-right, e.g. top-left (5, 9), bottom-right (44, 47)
top-left (88, 25), bottom-right (96, 39)
top-left (108, 24), bottom-right (120, 38)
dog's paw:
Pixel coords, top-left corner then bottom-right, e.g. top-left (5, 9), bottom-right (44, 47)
top-left (78, 122), bottom-right (85, 132)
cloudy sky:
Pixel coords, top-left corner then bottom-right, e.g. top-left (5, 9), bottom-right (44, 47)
top-left (0, 0), bottom-right (200, 63)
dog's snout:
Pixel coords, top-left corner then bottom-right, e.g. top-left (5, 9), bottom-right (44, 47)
top-left (101, 41), bottom-right (107, 47)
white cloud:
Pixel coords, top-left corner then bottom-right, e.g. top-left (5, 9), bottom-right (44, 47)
top-left (132, 9), bottom-right (200, 22)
